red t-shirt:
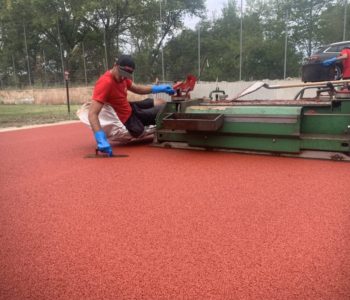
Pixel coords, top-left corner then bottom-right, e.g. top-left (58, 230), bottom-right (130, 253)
top-left (92, 71), bottom-right (133, 123)
top-left (340, 48), bottom-right (350, 78)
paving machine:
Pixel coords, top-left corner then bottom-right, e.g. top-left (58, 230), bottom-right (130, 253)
top-left (154, 76), bottom-right (350, 161)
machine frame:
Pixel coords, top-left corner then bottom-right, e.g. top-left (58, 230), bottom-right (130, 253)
top-left (154, 80), bottom-right (350, 161)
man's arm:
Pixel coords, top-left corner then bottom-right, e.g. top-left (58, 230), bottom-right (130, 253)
top-left (128, 83), bottom-right (152, 95)
top-left (88, 100), bottom-right (104, 132)
top-left (339, 54), bottom-right (348, 60)
top-left (88, 100), bottom-right (113, 156)
top-left (323, 53), bottom-right (348, 66)
top-left (129, 82), bottom-right (175, 96)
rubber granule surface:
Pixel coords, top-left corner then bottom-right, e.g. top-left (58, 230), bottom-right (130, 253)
top-left (1, 123), bottom-right (350, 299)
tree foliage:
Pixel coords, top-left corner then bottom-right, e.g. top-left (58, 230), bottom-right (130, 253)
top-left (0, 0), bottom-right (349, 87)
top-left (165, 0), bottom-right (346, 81)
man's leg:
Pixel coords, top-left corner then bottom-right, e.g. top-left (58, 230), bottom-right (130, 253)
top-left (131, 98), bottom-right (166, 108)
top-left (154, 98), bottom-right (166, 106)
top-left (124, 113), bottom-right (145, 137)
top-left (131, 98), bottom-right (166, 126)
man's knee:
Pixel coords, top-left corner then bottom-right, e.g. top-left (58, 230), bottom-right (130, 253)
top-left (154, 98), bottom-right (166, 106)
top-left (124, 114), bottom-right (145, 137)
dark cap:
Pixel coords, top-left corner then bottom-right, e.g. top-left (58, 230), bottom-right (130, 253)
top-left (115, 55), bottom-right (135, 78)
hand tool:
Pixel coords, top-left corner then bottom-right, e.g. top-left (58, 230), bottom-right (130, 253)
top-left (85, 149), bottom-right (129, 158)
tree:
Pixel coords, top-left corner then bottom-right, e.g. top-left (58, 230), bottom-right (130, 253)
top-left (242, 0), bottom-right (304, 78)
top-left (30, 0), bottom-right (90, 83)
top-left (131, 0), bottom-right (205, 81)
top-left (0, 0), bottom-right (41, 87)
top-left (287, 0), bottom-right (336, 56)
top-left (317, 1), bottom-right (350, 44)
top-left (1, 0), bottom-right (347, 87)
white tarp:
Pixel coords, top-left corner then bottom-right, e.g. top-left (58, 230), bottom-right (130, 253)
top-left (77, 102), bottom-right (155, 144)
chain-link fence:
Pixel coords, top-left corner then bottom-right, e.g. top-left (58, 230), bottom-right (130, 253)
top-left (0, 56), bottom-right (178, 90)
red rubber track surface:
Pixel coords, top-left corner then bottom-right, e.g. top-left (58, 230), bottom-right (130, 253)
top-left (1, 123), bottom-right (350, 299)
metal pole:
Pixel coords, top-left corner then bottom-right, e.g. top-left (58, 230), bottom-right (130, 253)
top-left (42, 50), bottom-right (47, 86)
top-left (160, 0), bottom-right (165, 81)
top-left (103, 29), bottom-right (108, 70)
top-left (57, 21), bottom-right (65, 84)
top-left (198, 25), bottom-right (201, 81)
top-left (0, 72), bottom-right (3, 89)
top-left (82, 42), bottom-right (88, 86)
top-left (283, 10), bottom-right (288, 79)
top-left (239, 0), bottom-right (243, 81)
top-left (65, 71), bottom-right (70, 116)
top-left (12, 55), bottom-right (17, 87)
top-left (344, 0), bottom-right (348, 40)
top-left (161, 50), bottom-right (165, 81)
top-left (23, 23), bottom-right (32, 87)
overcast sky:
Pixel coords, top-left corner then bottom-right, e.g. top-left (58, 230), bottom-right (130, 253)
top-left (184, 0), bottom-right (227, 29)
top-left (204, 0), bottom-right (229, 16)
top-left (184, 0), bottom-right (246, 29)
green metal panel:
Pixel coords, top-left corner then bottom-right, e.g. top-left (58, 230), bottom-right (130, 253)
top-left (186, 133), bottom-right (300, 153)
top-left (186, 105), bottom-right (302, 116)
top-left (185, 106), bottom-right (302, 136)
top-left (340, 100), bottom-right (350, 113)
top-left (156, 130), bottom-right (188, 143)
top-left (300, 134), bottom-right (350, 152)
top-left (220, 121), bottom-right (300, 136)
top-left (155, 99), bottom-right (350, 156)
top-left (301, 114), bottom-right (350, 134)
top-left (302, 106), bottom-right (334, 113)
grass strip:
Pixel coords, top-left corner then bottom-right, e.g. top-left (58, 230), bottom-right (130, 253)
top-left (0, 104), bottom-right (80, 128)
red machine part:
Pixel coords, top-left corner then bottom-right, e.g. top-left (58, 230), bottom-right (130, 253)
top-left (172, 75), bottom-right (197, 98)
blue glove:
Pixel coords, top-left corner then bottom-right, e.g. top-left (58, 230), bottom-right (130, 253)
top-left (151, 84), bottom-right (175, 95)
top-left (94, 130), bottom-right (113, 156)
top-left (322, 57), bottom-right (337, 66)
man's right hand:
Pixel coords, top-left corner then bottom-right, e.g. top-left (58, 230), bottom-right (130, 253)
top-left (94, 130), bottom-right (113, 156)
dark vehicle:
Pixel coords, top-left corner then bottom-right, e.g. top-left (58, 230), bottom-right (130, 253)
top-left (302, 41), bottom-right (350, 82)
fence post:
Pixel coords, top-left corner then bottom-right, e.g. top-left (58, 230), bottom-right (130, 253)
top-left (64, 71), bottom-right (70, 115)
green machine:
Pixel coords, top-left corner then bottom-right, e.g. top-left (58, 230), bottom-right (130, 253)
top-left (154, 79), bottom-right (350, 161)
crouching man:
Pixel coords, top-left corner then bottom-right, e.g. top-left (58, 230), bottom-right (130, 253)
top-left (86, 55), bottom-right (174, 156)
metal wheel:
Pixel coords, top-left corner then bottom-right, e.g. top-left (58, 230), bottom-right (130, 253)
top-left (334, 65), bottom-right (342, 80)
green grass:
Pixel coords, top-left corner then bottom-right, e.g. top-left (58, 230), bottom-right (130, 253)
top-left (0, 104), bottom-right (80, 128)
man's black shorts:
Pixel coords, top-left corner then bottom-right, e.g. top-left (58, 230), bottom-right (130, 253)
top-left (124, 98), bottom-right (163, 137)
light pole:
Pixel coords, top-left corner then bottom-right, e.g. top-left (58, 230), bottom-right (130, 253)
top-left (12, 55), bottom-right (17, 87)
top-left (42, 50), bottom-right (47, 86)
top-left (160, 0), bottom-right (165, 81)
top-left (57, 20), bottom-right (65, 84)
top-left (23, 23), bottom-right (32, 87)
top-left (239, 0), bottom-right (243, 81)
top-left (344, 0), bottom-right (348, 40)
top-left (103, 29), bottom-right (108, 70)
top-left (64, 71), bottom-right (70, 116)
top-left (82, 42), bottom-right (88, 86)
top-left (198, 25), bottom-right (201, 81)
top-left (283, 9), bottom-right (288, 79)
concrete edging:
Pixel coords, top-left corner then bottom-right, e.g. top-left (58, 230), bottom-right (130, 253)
top-left (0, 120), bottom-right (80, 132)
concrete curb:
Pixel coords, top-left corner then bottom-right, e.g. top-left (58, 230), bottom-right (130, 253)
top-left (0, 120), bottom-right (80, 132)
